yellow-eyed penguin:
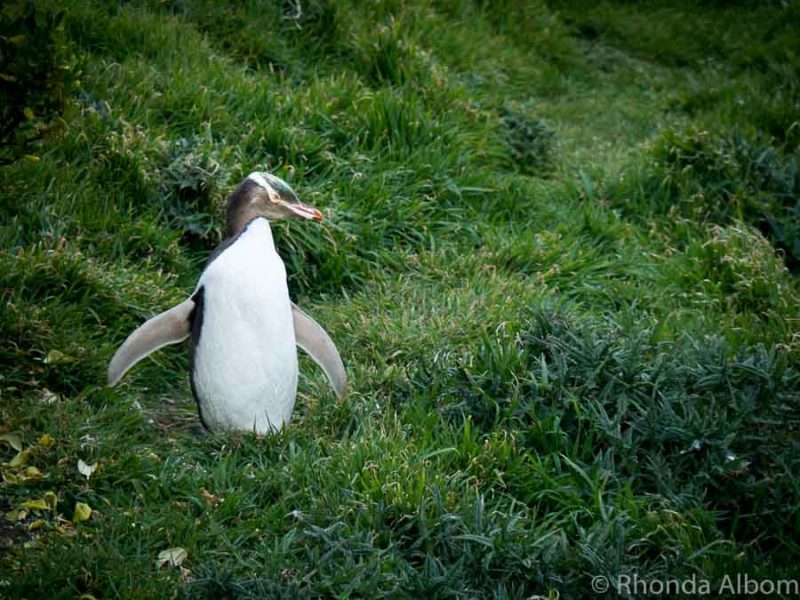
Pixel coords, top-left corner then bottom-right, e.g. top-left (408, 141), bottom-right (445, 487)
top-left (107, 172), bottom-right (346, 433)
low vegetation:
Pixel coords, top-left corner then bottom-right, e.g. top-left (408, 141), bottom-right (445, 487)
top-left (1, 0), bottom-right (798, 598)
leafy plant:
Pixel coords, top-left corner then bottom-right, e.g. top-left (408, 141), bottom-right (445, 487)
top-left (680, 223), bottom-right (797, 315)
top-left (158, 134), bottom-right (232, 246)
top-left (653, 127), bottom-right (800, 268)
top-left (603, 126), bottom-right (800, 269)
top-left (410, 306), bottom-right (800, 554)
top-left (500, 106), bottom-right (555, 176)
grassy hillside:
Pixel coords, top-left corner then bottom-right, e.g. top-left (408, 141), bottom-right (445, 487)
top-left (1, 0), bottom-right (799, 597)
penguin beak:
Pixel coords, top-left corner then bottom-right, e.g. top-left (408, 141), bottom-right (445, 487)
top-left (284, 201), bottom-right (324, 221)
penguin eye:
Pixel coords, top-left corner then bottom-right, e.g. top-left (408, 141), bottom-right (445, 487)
top-left (264, 187), bottom-right (282, 204)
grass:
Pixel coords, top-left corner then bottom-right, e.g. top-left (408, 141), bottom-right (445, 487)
top-left (1, 0), bottom-right (799, 598)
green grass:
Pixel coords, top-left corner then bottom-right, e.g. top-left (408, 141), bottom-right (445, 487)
top-left (1, 0), bottom-right (799, 598)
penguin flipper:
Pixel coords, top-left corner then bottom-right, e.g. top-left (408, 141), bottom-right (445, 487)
top-left (107, 299), bottom-right (194, 386)
top-left (292, 303), bottom-right (347, 398)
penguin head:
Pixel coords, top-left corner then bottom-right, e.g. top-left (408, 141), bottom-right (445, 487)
top-left (226, 172), bottom-right (323, 236)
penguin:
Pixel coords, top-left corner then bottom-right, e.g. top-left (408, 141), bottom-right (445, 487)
top-left (107, 172), bottom-right (346, 434)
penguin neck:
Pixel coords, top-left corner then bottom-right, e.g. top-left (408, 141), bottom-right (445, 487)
top-left (228, 212), bottom-right (272, 239)
top-left (227, 216), bottom-right (275, 251)
top-left (205, 217), bottom-right (275, 269)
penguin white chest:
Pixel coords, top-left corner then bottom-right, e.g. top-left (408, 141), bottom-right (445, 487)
top-left (192, 219), bottom-right (298, 433)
